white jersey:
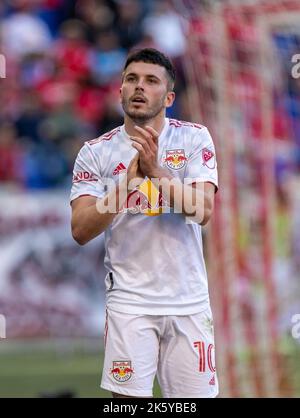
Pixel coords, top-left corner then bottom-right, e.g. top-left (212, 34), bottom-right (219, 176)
top-left (70, 118), bottom-right (218, 315)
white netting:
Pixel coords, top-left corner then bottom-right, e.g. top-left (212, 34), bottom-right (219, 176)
top-left (173, 0), bottom-right (300, 397)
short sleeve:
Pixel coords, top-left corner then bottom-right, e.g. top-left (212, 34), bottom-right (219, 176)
top-left (185, 127), bottom-right (218, 191)
top-left (70, 143), bottom-right (106, 202)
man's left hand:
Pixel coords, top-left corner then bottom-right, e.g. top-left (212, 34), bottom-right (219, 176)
top-left (130, 125), bottom-right (160, 178)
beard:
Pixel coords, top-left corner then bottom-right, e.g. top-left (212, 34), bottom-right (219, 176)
top-left (121, 95), bottom-right (166, 123)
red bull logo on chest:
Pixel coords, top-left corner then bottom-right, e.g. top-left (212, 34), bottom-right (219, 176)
top-left (164, 149), bottom-right (187, 170)
top-left (110, 360), bottom-right (134, 382)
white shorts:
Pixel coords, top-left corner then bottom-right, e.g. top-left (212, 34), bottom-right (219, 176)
top-left (100, 307), bottom-right (219, 398)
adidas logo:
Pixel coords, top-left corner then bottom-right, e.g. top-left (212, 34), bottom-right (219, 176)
top-left (113, 162), bottom-right (127, 175)
top-left (209, 375), bottom-right (215, 386)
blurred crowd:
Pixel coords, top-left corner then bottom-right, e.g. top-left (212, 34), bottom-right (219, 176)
top-left (0, 0), bottom-right (187, 189)
top-left (0, 0), bottom-right (300, 191)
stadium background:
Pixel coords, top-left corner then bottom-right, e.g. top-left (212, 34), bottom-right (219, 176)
top-left (0, 0), bottom-right (300, 398)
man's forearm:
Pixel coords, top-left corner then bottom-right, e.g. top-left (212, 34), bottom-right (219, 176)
top-left (72, 203), bottom-right (116, 245)
top-left (150, 168), bottom-right (206, 223)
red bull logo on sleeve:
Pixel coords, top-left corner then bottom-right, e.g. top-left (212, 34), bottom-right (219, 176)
top-left (164, 149), bottom-right (187, 170)
top-left (110, 360), bottom-right (134, 382)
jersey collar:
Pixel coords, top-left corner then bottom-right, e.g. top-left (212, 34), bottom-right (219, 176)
top-left (121, 118), bottom-right (169, 143)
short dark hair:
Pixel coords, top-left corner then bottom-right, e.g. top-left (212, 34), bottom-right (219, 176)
top-left (123, 48), bottom-right (176, 90)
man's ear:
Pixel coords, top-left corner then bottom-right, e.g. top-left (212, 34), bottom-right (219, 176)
top-left (165, 91), bottom-right (176, 108)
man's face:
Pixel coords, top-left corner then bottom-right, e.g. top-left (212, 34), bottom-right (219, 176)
top-left (120, 61), bottom-right (175, 122)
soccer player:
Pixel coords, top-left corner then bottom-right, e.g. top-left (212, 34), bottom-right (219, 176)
top-left (70, 48), bottom-right (219, 398)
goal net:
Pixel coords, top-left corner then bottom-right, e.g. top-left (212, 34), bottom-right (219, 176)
top-left (172, 0), bottom-right (300, 397)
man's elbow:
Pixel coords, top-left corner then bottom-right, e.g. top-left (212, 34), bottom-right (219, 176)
top-left (199, 207), bottom-right (213, 226)
top-left (189, 186), bottom-right (215, 226)
top-left (200, 215), bottom-right (211, 226)
top-left (185, 207), bottom-right (212, 225)
top-left (72, 227), bottom-right (89, 246)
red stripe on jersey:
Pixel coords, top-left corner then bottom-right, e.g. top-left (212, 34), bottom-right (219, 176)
top-left (169, 118), bottom-right (182, 127)
top-left (102, 127), bottom-right (121, 140)
top-left (169, 118), bottom-right (204, 129)
top-left (88, 127), bottom-right (121, 145)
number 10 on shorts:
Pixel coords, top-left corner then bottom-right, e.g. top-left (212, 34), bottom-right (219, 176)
top-left (193, 341), bottom-right (216, 373)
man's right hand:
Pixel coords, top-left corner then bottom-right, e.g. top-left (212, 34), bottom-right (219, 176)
top-left (127, 152), bottom-right (145, 186)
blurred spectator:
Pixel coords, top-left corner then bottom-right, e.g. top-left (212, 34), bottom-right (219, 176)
top-left (52, 19), bottom-right (91, 81)
top-left (19, 52), bottom-right (54, 89)
top-left (97, 84), bottom-right (124, 133)
top-left (142, 0), bottom-right (187, 58)
top-left (36, 0), bottom-right (76, 37)
top-left (114, 0), bottom-right (145, 50)
top-left (75, 0), bottom-right (115, 35)
top-left (75, 76), bottom-right (106, 125)
top-left (15, 90), bottom-right (46, 142)
top-left (39, 101), bottom-right (82, 141)
top-left (36, 62), bottom-right (78, 110)
top-left (91, 30), bottom-right (126, 85)
top-left (1, 0), bottom-right (52, 59)
top-left (23, 138), bottom-right (68, 189)
top-left (0, 122), bottom-right (24, 185)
